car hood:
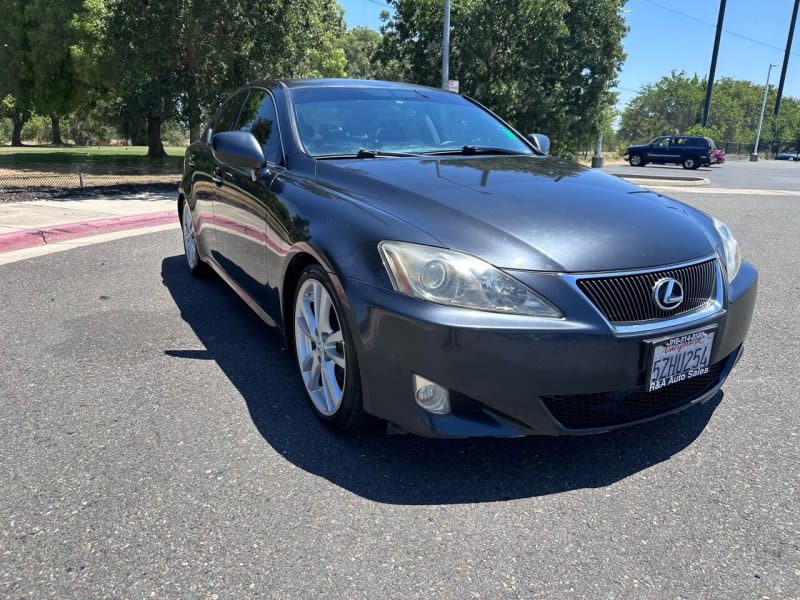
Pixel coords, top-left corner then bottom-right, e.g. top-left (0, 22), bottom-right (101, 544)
top-left (315, 155), bottom-right (715, 272)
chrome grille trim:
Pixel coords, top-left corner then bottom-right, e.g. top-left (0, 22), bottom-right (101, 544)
top-left (563, 255), bottom-right (724, 334)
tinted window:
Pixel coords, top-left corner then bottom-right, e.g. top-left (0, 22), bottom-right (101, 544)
top-left (238, 89), bottom-right (283, 165)
top-left (214, 90), bottom-right (247, 135)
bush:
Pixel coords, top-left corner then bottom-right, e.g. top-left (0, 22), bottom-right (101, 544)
top-left (161, 120), bottom-right (189, 146)
top-left (0, 117), bottom-right (11, 144)
top-left (20, 114), bottom-right (52, 143)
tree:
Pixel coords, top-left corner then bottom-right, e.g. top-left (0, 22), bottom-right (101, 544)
top-left (0, 0), bottom-right (91, 145)
top-left (0, 95), bottom-right (32, 146)
top-left (86, 0), bottom-right (348, 155)
top-left (341, 27), bottom-right (382, 79)
top-left (25, 0), bottom-right (88, 144)
top-left (618, 72), bottom-right (800, 147)
top-left (376, 0), bottom-right (628, 154)
top-left (0, 0), bottom-right (36, 145)
top-left (100, 0), bottom-right (185, 157)
top-left (617, 71), bottom-right (706, 143)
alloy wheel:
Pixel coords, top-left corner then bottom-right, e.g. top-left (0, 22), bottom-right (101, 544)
top-left (294, 278), bottom-right (347, 416)
top-left (182, 202), bottom-right (199, 270)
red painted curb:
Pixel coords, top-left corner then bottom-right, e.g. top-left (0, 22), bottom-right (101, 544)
top-left (0, 210), bottom-right (178, 253)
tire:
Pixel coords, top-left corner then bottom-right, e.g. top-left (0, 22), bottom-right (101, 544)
top-left (181, 201), bottom-right (207, 276)
top-left (682, 156), bottom-right (699, 170)
top-left (292, 264), bottom-right (370, 432)
top-left (629, 153), bottom-right (644, 167)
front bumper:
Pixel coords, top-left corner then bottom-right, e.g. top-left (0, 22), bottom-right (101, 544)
top-left (342, 262), bottom-right (758, 437)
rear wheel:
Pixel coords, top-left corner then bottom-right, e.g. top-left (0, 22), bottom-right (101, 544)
top-left (682, 156), bottom-right (699, 170)
top-left (292, 265), bottom-right (370, 432)
top-left (629, 153), bottom-right (644, 167)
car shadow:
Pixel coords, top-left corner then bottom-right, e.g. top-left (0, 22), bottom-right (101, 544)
top-left (161, 255), bottom-right (720, 505)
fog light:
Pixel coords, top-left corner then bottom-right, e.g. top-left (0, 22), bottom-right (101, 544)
top-left (413, 374), bottom-right (451, 414)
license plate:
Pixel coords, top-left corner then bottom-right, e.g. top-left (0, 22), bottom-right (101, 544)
top-left (647, 327), bottom-right (716, 392)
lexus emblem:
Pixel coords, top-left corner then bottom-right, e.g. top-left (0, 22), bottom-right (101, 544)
top-left (653, 277), bottom-right (684, 311)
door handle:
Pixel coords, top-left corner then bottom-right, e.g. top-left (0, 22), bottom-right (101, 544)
top-left (212, 168), bottom-right (224, 186)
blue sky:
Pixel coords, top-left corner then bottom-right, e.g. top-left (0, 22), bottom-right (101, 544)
top-left (338, 0), bottom-right (800, 113)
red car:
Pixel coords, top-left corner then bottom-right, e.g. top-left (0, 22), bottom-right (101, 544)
top-left (711, 148), bottom-right (726, 164)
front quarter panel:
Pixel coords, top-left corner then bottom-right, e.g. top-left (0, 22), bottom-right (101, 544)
top-left (264, 171), bottom-right (441, 332)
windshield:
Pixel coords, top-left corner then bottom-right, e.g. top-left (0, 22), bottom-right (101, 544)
top-left (289, 86), bottom-right (533, 157)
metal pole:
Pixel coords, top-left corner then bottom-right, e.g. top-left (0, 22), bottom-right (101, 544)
top-left (775, 0), bottom-right (799, 115)
top-left (591, 132), bottom-right (604, 168)
top-left (441, 0), bottom-right (451, 90)
top-left (751, 64), bottom-right (777, 162)
top-left (702, 0), bottom-right (727, 127)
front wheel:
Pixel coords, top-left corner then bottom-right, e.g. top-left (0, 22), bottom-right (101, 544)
top-left (181, 201), bottom-right (207, 276)
top-left (292, 265), bottom-right (370, 432)
top-left (629, 153), bottom-right (644, 167)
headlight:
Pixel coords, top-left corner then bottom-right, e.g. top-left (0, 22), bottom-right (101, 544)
top-left (713, 217), bottom-right (741, 282)
top-left (378, 241), bottom-right (562, 317)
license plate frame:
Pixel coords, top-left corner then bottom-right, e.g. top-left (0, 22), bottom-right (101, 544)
top-left (646, 326), bottom-right (716, 392)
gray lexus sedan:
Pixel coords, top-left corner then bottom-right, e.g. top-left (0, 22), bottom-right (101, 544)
top-left (178, 79), bottom-right (757, 437)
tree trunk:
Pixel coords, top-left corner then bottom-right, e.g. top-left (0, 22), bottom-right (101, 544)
top-left (50, 114), bottom-right (63, 145)
top-left (186, 87), bottom-right (202, 144)
top-left (190, 124), bottom-right (201, 144)
top-left (11, 118), bottom-right (24, 146)
top-left (146, 114), bottom-right (166, 158)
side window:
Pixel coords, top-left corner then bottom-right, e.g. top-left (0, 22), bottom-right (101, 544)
top-left (238, 88), bottom-right (283, 166)
top-left (213, 90), bottom-right (248, 136)
top-left (673, 137), bottom-right (687, 146)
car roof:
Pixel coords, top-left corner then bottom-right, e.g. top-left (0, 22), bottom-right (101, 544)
top-left (252, 78), bottom-right (440, 92)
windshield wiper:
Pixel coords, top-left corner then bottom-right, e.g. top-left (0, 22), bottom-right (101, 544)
top-left (422, 145), bottom-right (529, 156)
top-left (316, 149), bottom-right (421, 159)
top-left (356, 149), bottom-right (421, 158)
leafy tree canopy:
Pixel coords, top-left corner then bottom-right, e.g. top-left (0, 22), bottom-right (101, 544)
top-left (618, 71), bottom-right (800, 146)
top-left (74, 0), bottom-right (347, 155)
top-left (376, 0), bottom-right (628, 154)
top-left (340, 27), bottom-right (382, 80)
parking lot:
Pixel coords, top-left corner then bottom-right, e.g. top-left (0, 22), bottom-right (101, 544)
top-left (606, 156), bottom-right (800, 191)
top-left (1, 162), bottom-right (798, 598)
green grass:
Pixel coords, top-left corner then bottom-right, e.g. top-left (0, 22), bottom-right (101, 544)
top-left (0, 145), bottom-right (185, 168)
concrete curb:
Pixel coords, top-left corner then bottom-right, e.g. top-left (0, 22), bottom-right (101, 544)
top-left (609, 173), bottom-right (711, 187)
top-left (0, 210), bottom-right (178, 253)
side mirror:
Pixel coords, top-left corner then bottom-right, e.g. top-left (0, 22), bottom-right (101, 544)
top-left (212, 131), bottom-right (266, 169)
top-left (526, 133), bottom-right (550, 155)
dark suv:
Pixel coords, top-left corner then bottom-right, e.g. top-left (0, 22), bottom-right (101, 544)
top-left (624, 135), bottom-right (715, 170)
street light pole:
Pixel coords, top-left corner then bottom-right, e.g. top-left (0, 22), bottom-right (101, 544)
top-left (750, 63), bottom-right (778, 162)
top-left (441, 0), bottom-right (451, 90)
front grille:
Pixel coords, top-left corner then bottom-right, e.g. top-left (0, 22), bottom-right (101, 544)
top-left (541, 362), bottom-right (722, 429)
top-left (577, 259), bottom-right (716, 323)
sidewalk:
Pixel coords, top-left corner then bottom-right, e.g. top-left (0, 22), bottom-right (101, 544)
top-left (0, 191), bottom-right (178, 259)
